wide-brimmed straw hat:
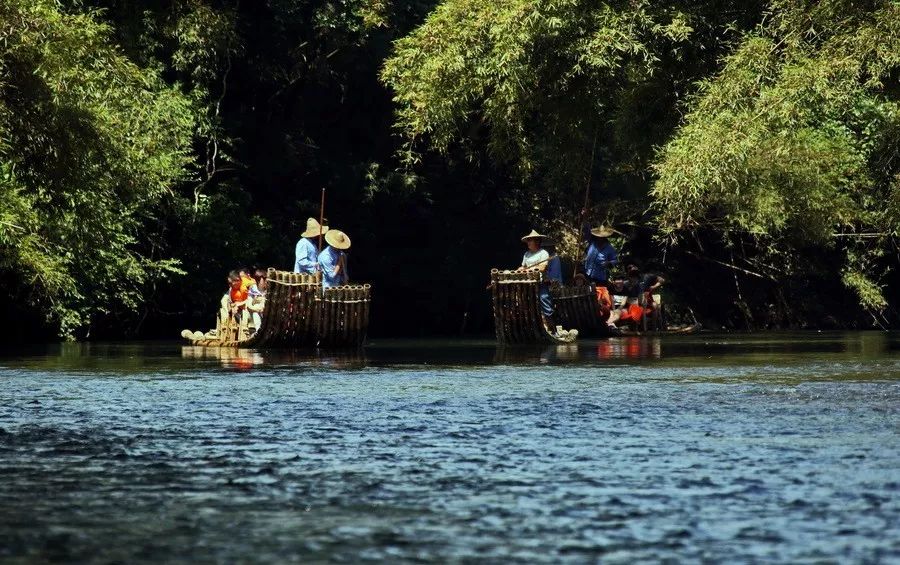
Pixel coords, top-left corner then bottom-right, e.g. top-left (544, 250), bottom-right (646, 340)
top-left (301, 217), bottom-right (329, 238)
top-left (521, 229), bottom-right (546, 242)
top-left (325, 229), bottom-right (351, 250)
top-left (590, 225), bottom-right (615, 238)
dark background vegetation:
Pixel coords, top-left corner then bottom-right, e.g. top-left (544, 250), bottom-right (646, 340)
top-left (1, 0), bottom-right (897, 342)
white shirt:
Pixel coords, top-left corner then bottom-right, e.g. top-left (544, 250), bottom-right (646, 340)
top-left (522, 248), bottom-right (549, 269)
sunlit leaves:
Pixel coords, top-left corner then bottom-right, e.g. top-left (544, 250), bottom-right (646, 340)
top-left (0, 0), bottom-right (196, 336)
top-left (382, 0), bottom-right (695, 181)
top-left (652, 0), bottom-right (900, 310)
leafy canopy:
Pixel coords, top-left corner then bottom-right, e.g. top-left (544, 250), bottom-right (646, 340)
top-left (382, 0), bottom-right (697, 182)
top-left (0, 0), bottom-right (196, 336)
top-left (652, 0), bottom-right (900, 308)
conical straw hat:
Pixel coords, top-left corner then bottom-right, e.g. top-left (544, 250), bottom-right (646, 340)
top-left (301, 217), bottom-right (329, 238)
top-left (325, 229), bottom-right (351, 250)
top-left (521, 229), bottom-right (546, 242)
top-left (590, 225), bottom-right (615, 238)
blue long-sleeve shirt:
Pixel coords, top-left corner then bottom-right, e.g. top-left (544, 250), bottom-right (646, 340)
top-left (583, 224), bottom-right (617, 283)
top-left (318, 246), bottom-right (348, 288)
top-left (546, 255), bottom-right (563, 283)
top-left (294, 237), bottom-right (319, 274)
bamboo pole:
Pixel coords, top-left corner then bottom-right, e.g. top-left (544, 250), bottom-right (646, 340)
top-left (500, 272), bottom-right (512, 343)
top-left (532, 274), bottom-right (546, 342)
top-left (303, 273), bottom-right (316, 346)
top-left (348, 288), bottom-right (356, 345)
top-left (522, 274), bottom-right (537, 342)
top-left (362, 284), bottom-right (371, 345)
top-left (511, 274), bottom-right (525, 343)
top-left (574, 131), bottom-right (598, 277)
top-left (318, 187), bottom-right (326, 254)
top-left (490, 270), bottom-right (503, 343)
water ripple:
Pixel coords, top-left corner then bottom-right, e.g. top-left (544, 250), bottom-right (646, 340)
top-left (1, 337), bottom-right (899, 562)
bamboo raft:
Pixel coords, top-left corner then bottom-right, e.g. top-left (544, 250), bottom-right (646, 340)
top-left (490, 269), bottom-right (578, 344)
top-left (183, 268), bottom-right (371, 348)
top-left (491, 269), bottom-right (700, 343)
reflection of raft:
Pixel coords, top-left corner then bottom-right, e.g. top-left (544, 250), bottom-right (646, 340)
top-left (185, 268), bottom-right (371, 348)
top-left (490, 269), bottom-right (577, 344)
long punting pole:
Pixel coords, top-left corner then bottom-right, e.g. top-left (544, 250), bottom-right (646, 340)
top-left (575, 131), bottom-right (598, 277)
top-left (318, 187), bottom-right (326, 253)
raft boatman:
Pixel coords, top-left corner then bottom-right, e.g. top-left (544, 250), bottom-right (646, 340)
top-left (518, 229), bottom-right (558, 336)
top-left (294, 217), bottom-right (328, 274)
top-left (582, 222), bottom-right (618, 321)
top-left (318, 229), bottom-right (351, 288)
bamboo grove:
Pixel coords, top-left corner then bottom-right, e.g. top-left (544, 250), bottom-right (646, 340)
top-left (1, 0), bottom-right (897, 339)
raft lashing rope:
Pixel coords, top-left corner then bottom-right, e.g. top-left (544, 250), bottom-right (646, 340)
top-left (185, 268), bottom-right (371, 348)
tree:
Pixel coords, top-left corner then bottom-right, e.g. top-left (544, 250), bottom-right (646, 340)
top-left (0, 0), bottom-right (196, 336)
top-left (652, 0), bottom-right (900, 313)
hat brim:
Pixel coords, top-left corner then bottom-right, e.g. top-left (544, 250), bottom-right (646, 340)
top-left (302, 226), bottom-right (329, 238)
top-left (325, 231), bottom-right (351, 250)
top-left (590, 228), bottom-right (615, 238)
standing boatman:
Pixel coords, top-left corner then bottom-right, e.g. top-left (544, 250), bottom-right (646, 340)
top-left (318, 229), bottom-right (351, 288)
top-left (294, 217), bottom-right (328, 274)
top-left (582, 219), bottom-right (618, 322)
top-left (518, 229), bottom-right (558, 336)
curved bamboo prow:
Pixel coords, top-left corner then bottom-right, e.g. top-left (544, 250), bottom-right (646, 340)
top-left (490, 269), bottom-right (577, 344)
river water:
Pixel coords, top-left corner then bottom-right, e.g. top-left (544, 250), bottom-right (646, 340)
top-left (1, 333), bottom-right (898, 563)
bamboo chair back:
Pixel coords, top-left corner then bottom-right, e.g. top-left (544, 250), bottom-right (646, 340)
top-left (551, 283), bottom-right (603, 333)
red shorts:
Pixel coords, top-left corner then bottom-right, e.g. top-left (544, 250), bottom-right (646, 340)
top-left (618, 303), bottom-right (645, 323)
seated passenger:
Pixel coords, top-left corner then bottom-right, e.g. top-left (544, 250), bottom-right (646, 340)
top-left (229, 270), bottom-right (250, 314)
top-left (318, 229), bottom-right (351, 288)
top-left (219, 270), bottom-right (248, 330)
top-left (295, 218), bottom-right (328, 274)
top-left (246, 269), bottom-right (267, 333)
top-left (616, 264), bottom-right (665, 325)
top-left (239, 268), bottom-right (255, 294)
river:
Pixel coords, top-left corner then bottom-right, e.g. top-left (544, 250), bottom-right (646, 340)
top-left (1, 333), bottom-right (898, 562)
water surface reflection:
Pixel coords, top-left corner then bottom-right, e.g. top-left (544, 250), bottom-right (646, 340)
top-left (1, 333), bottom-right (898, 562)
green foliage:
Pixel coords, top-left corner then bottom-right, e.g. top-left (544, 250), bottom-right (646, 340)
top-left (652, 0), bottom-right (900, 309)
top-left (0, 0), bottom-right (196, 336)
top-left (3, 0), bottom-right (897, 337)
top-left (382, 0), bottom-right (697, 180)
